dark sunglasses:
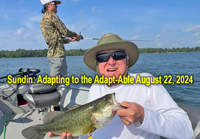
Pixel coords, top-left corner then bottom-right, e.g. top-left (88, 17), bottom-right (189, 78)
top-left (96, 51), bottom-right (127, 63)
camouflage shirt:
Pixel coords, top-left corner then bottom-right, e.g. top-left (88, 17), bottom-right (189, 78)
top-left (40, 11), bottom-right (77, 58)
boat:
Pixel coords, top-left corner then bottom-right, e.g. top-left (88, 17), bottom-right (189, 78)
top-left (0, 68), bottom-right (199, 139)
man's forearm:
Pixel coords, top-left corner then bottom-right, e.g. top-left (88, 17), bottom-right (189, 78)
top-left (136, 108), bottom-right (193, 139)
top-left (66, 29), bottom-right (77, 38)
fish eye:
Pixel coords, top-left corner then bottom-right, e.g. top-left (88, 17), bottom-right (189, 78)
top-left (103, 97), bottom-right (108, 101)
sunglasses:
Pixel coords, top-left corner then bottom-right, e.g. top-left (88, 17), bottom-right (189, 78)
top-left (96, 51), bottom-right (127, 63)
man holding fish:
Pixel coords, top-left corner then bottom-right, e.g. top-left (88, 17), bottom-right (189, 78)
top-left (45, 33), bottom-right (193, 139)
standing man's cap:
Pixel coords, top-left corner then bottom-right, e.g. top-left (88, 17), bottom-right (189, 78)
top-left (40, 0), bottom-right (61, 13)
top-left (40, 0), bottom-right (61, 6)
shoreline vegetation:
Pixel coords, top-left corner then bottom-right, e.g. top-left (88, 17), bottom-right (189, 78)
top-left (0, 46), bottom-right (200, 58)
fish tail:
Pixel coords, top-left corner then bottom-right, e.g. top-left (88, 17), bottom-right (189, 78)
top-left (22, 125), bottom-right (45, 139)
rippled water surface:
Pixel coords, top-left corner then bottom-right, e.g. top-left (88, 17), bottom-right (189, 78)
top-left (0, 52), bottom-right (199, 110)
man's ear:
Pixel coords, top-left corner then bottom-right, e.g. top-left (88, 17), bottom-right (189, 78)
top-left (96, 65), bottom-right (101, 75)
top-left (126, 58), bottom-right (129, 68)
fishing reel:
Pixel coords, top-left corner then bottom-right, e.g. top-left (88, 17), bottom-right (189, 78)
top-left (62, 32), bottom-right (83, 41)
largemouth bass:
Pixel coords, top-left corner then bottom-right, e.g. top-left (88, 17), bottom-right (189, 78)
top-left (22, 93), bottom-right (124, 139)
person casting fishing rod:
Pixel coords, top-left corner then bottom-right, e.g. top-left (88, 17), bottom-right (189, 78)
top-left (40, 0), bottom-right (81, 111)
top-left (40, 0), bottom-right (81, 80)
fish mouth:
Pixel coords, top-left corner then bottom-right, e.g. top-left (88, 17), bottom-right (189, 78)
top-left (111, 93), bottom-right (121, 111)
top-left (111, 93), bottom-right (117, 104)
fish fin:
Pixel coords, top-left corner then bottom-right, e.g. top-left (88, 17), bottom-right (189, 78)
top-left (43, 111), bottom-right (64, 123)
top-left (22, 125), bottom-right (45, 139)
top-left (65, 104), bottom-right (81, 112)
top-left (81, 124), bottom-right (93, 135)
top-left (87, 127), bottom-right (96, 136)
top-left (68, 104), bottom-right (81, 110)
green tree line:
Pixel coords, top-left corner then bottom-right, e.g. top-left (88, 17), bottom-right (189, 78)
top-left (0, 46), bottom-right (200, 58)
top-left (139, 46), bottom-right (200, 53)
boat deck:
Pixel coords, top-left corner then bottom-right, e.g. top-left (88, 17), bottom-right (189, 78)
top-left (0, 86), bottom-right (90, 139)
top-left (0, 86), bottom-right (200, 139)
top-left (0, 109), bottom-right (60, 139)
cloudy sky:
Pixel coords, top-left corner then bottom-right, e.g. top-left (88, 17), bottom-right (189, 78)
top-left (0, 0), bottom-right (200, 50)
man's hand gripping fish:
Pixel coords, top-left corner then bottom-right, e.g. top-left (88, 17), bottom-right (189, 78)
top-left (22, 93), bottom-right (125, 139)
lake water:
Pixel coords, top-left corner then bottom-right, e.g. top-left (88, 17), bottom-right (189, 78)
top-left (0, 52), bottom-right (199, 110)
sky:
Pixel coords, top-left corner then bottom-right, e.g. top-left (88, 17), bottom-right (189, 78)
top-left (0, 0), bottom-right (200, 50)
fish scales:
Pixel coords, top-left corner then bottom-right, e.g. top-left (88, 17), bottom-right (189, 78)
top-left (38, 102), bottom-right (95, 135)
top-left (22, 93), bottom-right (124, 139)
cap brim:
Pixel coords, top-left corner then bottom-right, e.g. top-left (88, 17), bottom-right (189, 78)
top-left (55, 1), bottom-right (61, 4)
top-left (84, 41), bottom-right (139, 72)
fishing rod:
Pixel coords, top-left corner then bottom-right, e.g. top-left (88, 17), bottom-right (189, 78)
top-left (81, 37), bottom-right (154, 42)
top-left (63, 32), bottom-right (154, 42)
top-left (63, 36), bottom-right (154, 42)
